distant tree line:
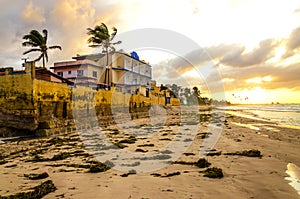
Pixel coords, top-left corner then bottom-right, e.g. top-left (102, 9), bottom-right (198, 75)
top-left (161, 83), bottom-right (231, 106)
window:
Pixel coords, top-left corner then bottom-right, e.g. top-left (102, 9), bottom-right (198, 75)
top-left (77, 70), bottom-right (84, 76)
top-left (92, 71), bottom-right (97, 78)
top-left (68, 71), bottom-right (71, 74)
top-left (57, 72), bottom-right (63, 77)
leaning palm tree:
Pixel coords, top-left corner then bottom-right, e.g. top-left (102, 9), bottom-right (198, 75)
top-left (22, 29), bottom-right (62, 68)
top-left (87, 23), bottom-right (121, 85)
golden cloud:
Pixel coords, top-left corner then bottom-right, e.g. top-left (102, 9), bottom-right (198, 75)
top-left (21, 0), bottom-right (45, 24)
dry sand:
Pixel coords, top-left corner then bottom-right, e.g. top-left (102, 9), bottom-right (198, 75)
top-left (0, 106), bottom-right (299, 199)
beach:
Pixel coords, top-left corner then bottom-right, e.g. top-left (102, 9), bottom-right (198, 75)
top-left (0, 105), bottom-right (299, 199)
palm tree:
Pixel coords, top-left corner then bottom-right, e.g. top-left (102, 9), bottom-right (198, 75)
top-left (87, 23), bottom-right (121, 85)
top-left (22, 29), bottom-right (62, 68)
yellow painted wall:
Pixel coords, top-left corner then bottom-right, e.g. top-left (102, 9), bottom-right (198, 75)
top-left (0, 69), bottom-right (180, 131)
top-left (0, 73), bottom-right (34, 110)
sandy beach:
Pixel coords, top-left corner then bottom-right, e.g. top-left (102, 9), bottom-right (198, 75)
top-left (0, 106), bottom-right (299, 199)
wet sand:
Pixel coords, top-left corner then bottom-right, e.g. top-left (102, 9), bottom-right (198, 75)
top-left (0, 106), bottom-right (299, 198)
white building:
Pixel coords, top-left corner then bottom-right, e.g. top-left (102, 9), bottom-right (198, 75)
top-left (51, 51), bottom-right (152, 93)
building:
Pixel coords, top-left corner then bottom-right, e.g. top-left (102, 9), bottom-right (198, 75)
top-left (111, 51), bottom-right (152, 94)
top-left (0, 66), bottom-right (73, 85)
top-left (51, 51), bottom-right (152, 94)
top-left (51, 54), bottom-right (105, 87)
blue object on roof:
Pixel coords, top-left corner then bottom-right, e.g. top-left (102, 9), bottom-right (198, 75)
top-left (130, 51), bottom-right (139, 60)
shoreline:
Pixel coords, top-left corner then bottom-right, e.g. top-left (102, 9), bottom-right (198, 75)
top-left (0, 107), bottom-right (299, 198)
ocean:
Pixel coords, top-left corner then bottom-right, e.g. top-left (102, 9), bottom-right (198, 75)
top-left (217, 104), bottom-right (300, 127)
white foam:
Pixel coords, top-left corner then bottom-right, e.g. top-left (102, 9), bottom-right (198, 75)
top-left (285, 163), bottom-right (300, 195)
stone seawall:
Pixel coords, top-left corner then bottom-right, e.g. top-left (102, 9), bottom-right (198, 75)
top-left (0, 63), bottom-right (180, 137)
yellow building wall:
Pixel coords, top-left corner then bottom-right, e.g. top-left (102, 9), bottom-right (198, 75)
top-left (0, 65), bottom-right (180, 132)
top-left (0, 73), bottom-right (37, 130)
top-left (0, 73), bottom-right (34, 110)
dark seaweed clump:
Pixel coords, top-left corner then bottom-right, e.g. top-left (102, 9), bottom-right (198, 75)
top-left (87, 161), bottom-right (111, 173)
top-left (206, 151), bottom-right (222, 156)
top-left (0, 180), bottom-right (56, 199)
top-left (24, 172), bottom-right (49, 180)
top-left (224, 149), bottom-right (262, 157)
top-left (51, 152), bottom-right (71, 161)
top-left (202, 167), bottom-right (224, 178)
top-left (174, 158), bottom-right (211, 168)
top-left (120, 169), bottom-right (137, 177)
top-left (150, 171), bottom-right (181, 178)
top-left (118, 136), bottom-right (137, 144)
top-left (195, 158), bottom-right (211, 168)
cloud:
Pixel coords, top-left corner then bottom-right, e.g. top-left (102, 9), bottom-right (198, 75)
top-left (215, 62), bottom-right (300, 91)
top-left (220, 39), bottom-right (278, 67)
top-left (0, 0), bottom-right (126, 68)
top-left (21, 0), bottom-right (45, 24)
top-left (155, 34), bottom-right (300, 92)
top-left (45, 0), bottom-right (96, 63)
top-left (47, 0), bottom-right (126, 65)
top-left (159, 39), bottom-right (278, 79)
top-left (283, 26), bottom-right (300, 58)
top-left (158, 43), bottom-right (243, 77)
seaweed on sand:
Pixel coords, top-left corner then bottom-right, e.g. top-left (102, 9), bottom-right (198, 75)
top-left (137, 143), bottom-right (154, 147)
top-left (201, 167), bottom-right (224, 178)
top-left (51, 152), bottom-right (71, 161)
top-left (0, 180), bottom-right (56, 199)
top-left (118, 136), bottom-right (137, 144)
top-left (24, 172), bottom-right (49, 180)
top-left (174, 158), bottom-right (211, 168)
top-left (86, 161), bottom-right (111, 173)
top-left (224, 149), bottom-right (262, 158)
top-left (120, 169), bottom-right (137, 177)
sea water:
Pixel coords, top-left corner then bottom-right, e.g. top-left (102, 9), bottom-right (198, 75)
top-left (286, 163), bottom-right (300, 195)
top-left (218, 104), bottom-right (300, 127)
top-left (218, 104), bottom-right (300, 195)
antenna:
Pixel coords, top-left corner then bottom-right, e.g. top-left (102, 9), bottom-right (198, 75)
top-left (21, 57), bottom-right (29, 67)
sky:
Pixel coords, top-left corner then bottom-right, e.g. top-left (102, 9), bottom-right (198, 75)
top-left (1, 0), bottom-right (300, 104)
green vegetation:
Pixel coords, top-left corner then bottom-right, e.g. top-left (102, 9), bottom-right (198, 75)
top-left (22, 29), bottom-right (62, 68)
top-left (87, 23), bottom-right (121, 85)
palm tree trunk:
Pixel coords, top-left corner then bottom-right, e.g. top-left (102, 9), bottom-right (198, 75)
top-left (42, 55), bottom-right (45, 68)
top-left (104, 47), bottom-right (109, 86)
